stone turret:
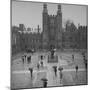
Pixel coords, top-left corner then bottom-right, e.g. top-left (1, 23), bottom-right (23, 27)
top-left (42, 3), bottom-right (49, 49)
top-left (37, 25), bottom-right (40, 33)
top-left (56, 4), bottom-right (62, 49)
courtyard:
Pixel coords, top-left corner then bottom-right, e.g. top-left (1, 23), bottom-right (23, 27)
top-left (11, 50), bottom-right (87, 89)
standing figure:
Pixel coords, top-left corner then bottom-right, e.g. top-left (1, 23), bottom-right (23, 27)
top-left (72, 54), bottom-right (74, 62)
top-left (41, 55), bottom-right (43, 60)
top-left (22, 56), bottom-right (24, 64)
top-left (28, 68), bottom-right (33, 78)
top-left (58, 66), bottom-right (63, 84)
top-left (75, 65), bottom-right (78, 79)
top-left (75, 65), bottom-right (78, 73)
top-left (51, 49), bottom-right (55, 59)
top-left (83, 54), bottom-right (88, 71)
top-left (27, 56), bottom-right (31, 64)
top-left (41, 78), bottom-right (48, 88)
top-left (37, 63), bottom-right (40, 70)
top-left (40, 61), bottom-right (43, 68)
top-left (53, 66), bottom-right (57, 77)
top-left (83, 54), bottom-right (85, 61)
top-left (43, 81), bottom-right (47, 87)
top-left (24, 55), bottom-right (27, 63)
top-left (84, 59), bottom-right (87, 71)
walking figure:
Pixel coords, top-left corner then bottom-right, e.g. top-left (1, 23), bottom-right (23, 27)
top-left (22, 56), bottom-right (24, 64)
top-left (60, 70), bottom-right (63, 80)
top-left (75, 65), bottom-right (78, 80)
top-left (83, 55), bottom-right (86, 64)
top-left (27, 56), bottom-right (31, 64)
top-left (37, 63), bottom-right (40, 70)
top-left (72, 54), bottom-right (74, 62)
top-left (58, 66), bottom-right (63, 84)
top-left (83, 54), bottom-right (85, 60)
top-left (41, 78), bottom-right (48, 88)
top-left (41, 55), bottom-right (43, 60)
top-left (75, 65), bottom-right (78, 75)
top-left (84, 60), bottom-right (87, 71)
top-left (28, 68), bottom-right (33, 78)
top-left (40, 61), bottom-right (43, 67)
top-left (24, 55), bottom-right (27, 63)
top-left (43, 81), bottom-right (47, 87)
top-left (53, 66), bottom-right (57, 77)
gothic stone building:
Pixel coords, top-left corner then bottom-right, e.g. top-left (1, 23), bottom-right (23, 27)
top-left (11, 4), bottom-right (87, 54)
top-left (42, 4), bottom-right (62, 49)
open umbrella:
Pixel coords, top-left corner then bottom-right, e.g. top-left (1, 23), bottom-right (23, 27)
top-left (41, 78), bottom-right (48, 81)
top-left (58, 66), bottom-right (63, 71)
top-left (41, 78), bottom-right (48, 87)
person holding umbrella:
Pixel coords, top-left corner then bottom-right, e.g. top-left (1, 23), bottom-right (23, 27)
top-left (85, 60), bottom-right (87, 71)
top-left (41, 55), bottom-right (43, 60)
top-left (28, 67), bottom-right (33, 79)
top-left (75, 65), bottom-right (78, 74)
top-left (53, 66), bottom-right (57, 77)
top-left (58, 66), bottom-right (63, 84)
top-left (75, 65), bottom-right (78, 79)
top-left (27, 56), bottom-right (31, 64)
top-left (41, 78), bottom-right (48, 88)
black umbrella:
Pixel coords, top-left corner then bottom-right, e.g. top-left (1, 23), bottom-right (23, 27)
top-left (41, 78), bottom-right (48, 87)
top-left (53, 66), bottom-right (57, 69)
top-left (58, 66), bottom-right (63, 71)
top-left (41, 78), bottom-right (48, 81)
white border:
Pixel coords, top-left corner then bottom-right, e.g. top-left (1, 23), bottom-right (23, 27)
top-left (0, 0), bottom-right (89, 90)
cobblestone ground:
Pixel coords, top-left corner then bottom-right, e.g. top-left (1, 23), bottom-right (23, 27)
top-left (11, 50), bottom-right (87, 89)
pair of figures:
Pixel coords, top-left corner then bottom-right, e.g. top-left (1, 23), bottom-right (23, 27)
top-left (22, 55), bottom-right (31, 64)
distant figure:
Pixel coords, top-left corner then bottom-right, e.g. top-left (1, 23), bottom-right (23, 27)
top-left (27, 56), bottom-right (31, 64)
top-left (51, 49), bottom-right (55, 59)
top-left (53, 66), bottom-right (57, 77)
top-left (43, 81), bottom-right (47, 87)
top-left (24, 55), bottom-right (27, 63)
top-left (37, 63), bottom-right (40, 70)
top-left (83, 55), bottom-right (86, 63)
top-left (58, 66), bottom-right (63, 83)
top-left (22, 56), bottom-right (24, 64)
top-left (41, 78), bottom-right (48, 88)
top-left (75, 65), bottom-right (78, 74)
top-left (83, 54), bottom-right (85, 59)
top-left (40, 61), bottom-right (43, 67)
top-left (85, 62), bottom-right (87, 71)
top-left (82, 52), bottom-right (85, 56)
top-left (41, 55), bottom-right (43, 60)
top-left (28, 68), bottom-right (33, 78)
top-left (60, 71), bottom-right (63, 80)
top-left (84, 60), bottom-right (87, 71)
top-left (72, 54), bottom-right (74, 61)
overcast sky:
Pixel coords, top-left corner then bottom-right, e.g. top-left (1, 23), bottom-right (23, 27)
top-left (12, 1), bottom-right (87, 29)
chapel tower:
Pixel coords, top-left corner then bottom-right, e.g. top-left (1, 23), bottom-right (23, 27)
top-left (42, 4), bottom-right (62, 50)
